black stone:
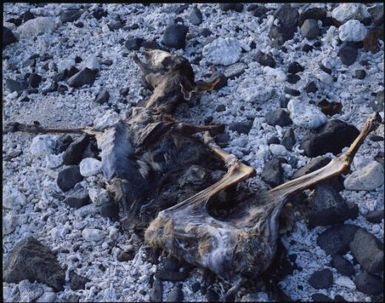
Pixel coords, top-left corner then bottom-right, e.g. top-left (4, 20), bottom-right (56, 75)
top-left (60, 9), bottom-right (82, 23)
top-left (191, 282), bottom-right (200, 293)
top-left (57, 85), bottom-right (68, 95)
top-left (302, 120), bottom-right (360, 157)
top-left (305, 81), bottom-right (318, 93)
top-left (247, 5), bottom-right (268, 18)
top-left (4, 237), bottom-right (65, 291)
top-left (69, 271), bottom-right (90, 290)
top-left (219, 3), bottom-right (243, 13)
top-left (338, 43), bottom-right (358, 66)
top-left (156, 257), bottom-right (189, 281)
top-left (262, 158), bottom-right (283, 187)
top-left (307, 184), bottom-right (358, 228)
top-left (281, 128), bottom-right (296, 150)
top-left (366, 209), bottom-right (384, 224)
top-left (150, 277), bottom-right (163, 302)
top-left (108, 19), bottom-right (124, 31)
top-left (308, 269), bottom-right (333, 289)
top-left (265, 109), bottom-right (292, 126)
top-left (3, 27), bottom-right (18, 48)
top-left (302, 44), bottom-right (313, 52)
top-left (201, 28), bottom-right (212, 37)
top-left (63, 134), bottom-right (90, 165)
top-left (331, 255), bottom-right (355, 276)
top-left (125, 37), bottom-right (144, 51)
top-left (95, 89), bottom-right (110, 104)
top-left (269, 4), bottom-right (299, 45)
top-left (299, 8), bottom-right (327, 26)
top-left (320, 64), bottom-right (332, 74)
top-left (28, 73), bottom-right (42, 88)
top-left (57, 165), bottom-right (83, 192)
top-left (22, 11), bottom-right (35, 23)
top-left (267, 136), bottom-right (280, 145)
top-left (287, 74), bottom-right (300, 84)
top-left (284, 87), bottom-right (300, 96)
top-left (63, 189), bottom-right (90, 209)
top-left (279, 95), bottom-right (289, 108)
top-left (6, 18), bottom-right (22, 27)
top-left (301, 19), bottom-right (320, 40)
top-left (288, 62), bottom-right (304, 74)
top-left (354, 69), bottom-right (367, 79)
top-left (317, 224), bottom-right (359, 256)
top-left (162, 24), bottom-right (188, 49)
top-left (370, 135), bottom-right (384, 142)
top-left (175, 4), bottom-right (189, 14)
top-left (255, 51), bottom-right (276, 68)
top-left (349, 228), bottom-right (383, 275)
top-left (215, 133), bottom-right (230, 147)
top-left (68, 68), bottom-right (97, 88)
top-left (311, 293), bottom-right (333, 302)
top-left (229, 120), bottom-right (253, 134)
top-left (66, 66), bottom-right (80, 78)
top-left (92, 8), bottom-right (107, 20)
top-left (6, 78), bottom-right (28, 93)
top-left (74, 21), bottom-right (84, 28)
top-left (166, 284), bottom-right (184, 302)
top-left (216, 104), bottom-right (226, 112)
top-left (354, 272), bottom-right (383, 295)
top-left (100, 203), bottom-right (119, 221)
top-left (189, 6), bottom-right (203, 25)
top-left (75, 56), bottom-right (82, 64)
top-left (142, 40), bottom-right (164, 50)
top-left (117, 249), bottom-right (136, 262)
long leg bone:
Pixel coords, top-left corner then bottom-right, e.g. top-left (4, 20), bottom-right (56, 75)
top-left (145, 114), bottom-right (378, 286)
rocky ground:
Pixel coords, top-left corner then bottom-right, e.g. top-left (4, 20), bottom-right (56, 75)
top-left (2, 3), bottom-right (384, 302)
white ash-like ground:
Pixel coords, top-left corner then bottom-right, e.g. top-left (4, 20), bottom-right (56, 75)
top-left (3, 3), bottom-right (384, 302)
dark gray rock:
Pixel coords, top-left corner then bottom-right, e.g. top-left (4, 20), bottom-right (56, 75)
top-left (120, 87), bottom-right (130, 97)
top-left (299, 7), bottom-right (327, 26)
top-left (338, 43), bottom-right (358, 66)
top-left (215, 104), bottom-right (226, 112)
top-left (125, 37), bottom-right (144, 51)
top-left (284, 87), bottom-right (300, 96)
top-left (301, 19), bottom-right (320, 40)
top-left (4, 237), bottom-right (65, 291)
top-left (191, 282), bottom-right (200, 293)
top-left (21, 11), bottom-right (35, 23)
top-left (229, 120), bottom-right (253, 134)
top-left (311, 293), bottom-right (333, 302)
top-left (92, 8), bottom-right (107, 20)
top-left (354, 69), bottom-right (367, 79)
top-left (100, 203), bottom-right (119, 221)
top-left (156, 257), bottom-right (189, 281)
top-left (162, 24), bottom-right (188, 49)
top-left (3, 26), bottom-right (18, 48)
top-left (69, 271), bottom-right (90, 290)
top-left (366, 209), bottom-right (384, 223)
top-left (267, 136), bottom-right (280, 145)
top-left (331, 255), bottom-right (355, 276)
top-left (200, 28), bottom-right (212, 37)
top-left (262, 158), bottom-right (283, 187)
top-left (166, 284), bottom-right (184, 302)
top-left (307, 184), bottom-right (358, 228)
top-left (175, 4), bottom-right (189, 14)
top-left (265, 109), bottom-right (292, 126)
top-left (219, 3), bottom-right (243, 12)
top-left (28, 73), bottom-right (42, 88)
top-left (6, 78), bottom-right (28, 93)
top-left (354, 272), bottom-right (383, 295)
top-left (60, 9), bottom-right (82, 23)
top-left (117, 249), bottom-right (136, 262)
top-left (293, 156), bottom-right (331, 179)
top-left (302, 120), bottom-right (360, 157)
top-left (317, 224), bottom-right (359, 256)
top-left (281, 128), bottom-right (296, 150)
top-left (63, 189), bottom-right (90, 209)
top-left (62, 134), bottom-right (90, 165)
top-left (286, 74), bottom-right (300, 84)
top-left (270, 4), bottom-right (299, 45)
top-left (57, 165), bottom-right (83, 192)
top-left (189, 6), bottom-right (203, 25)
top-left (255, 51), bottom-right (276, 67)
top-left (350, 228), bottom-right (383, 275)
top-left (108, 19), bottom-right (124, 31)
top-left (302, 44), bottom-right (314, 53)
top-left (247, 5), bottom-right (268, 18)
top-left (150, 277), bottom-right (163, 302)
top-left (370, 90), bottom-right (384, 112)
top-left (215, 133), bottom-right (230, 147)
top-left (308, 269), bottom-right (333, 289)
top-left (288, 61), bottom-right (304, 74)
top-left (95, 89), bottom-right (110, 104)
top-left (68, 68), bottom-right (97, 88)
top-left (224, 62), bottom-right (247, 79)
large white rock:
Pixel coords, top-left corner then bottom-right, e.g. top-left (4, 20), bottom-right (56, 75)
top-left (17, 17), bottom-right (57, 38)
top-left (331, 3), bottom-right (369, 23)
top-left (202, 37), bottom-right (242, 66)
top-left (344, 161), bottom-right (384, 191)
top-left (82, 228), bottom-right (105, 242)
top-left (82, 55), bottom-right (100, 71)
top-left (36, 292), bottom-right (57, 303)
top-left (79, 158), bottom-right (102, 177)
top-left (339, 20), bottom-right (368, 42)
top-left (335, 276), bottom-right (356, 290)
top-left (269, 144), bottom-right (288, 156)
top-left (30, 135), bottom-right (57, 157)
top-left (18, 280), bottom-right (44, 302)
top-left (237, 78), bottom-right (275, 103)
top-left (287, 99), bottom-right (328, 129)
top-left (3, 212), bottom-right (16, 235)
top-left (93, 110), bottom-right (120, 130)
top-left (3, 186), bottom-right (26, 210)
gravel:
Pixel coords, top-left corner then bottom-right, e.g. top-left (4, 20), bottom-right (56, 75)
top-left (3, 3), bottom-right (383, 302)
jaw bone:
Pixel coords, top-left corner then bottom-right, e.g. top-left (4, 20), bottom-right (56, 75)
top-left (145, 114), bottom-right (379, 283)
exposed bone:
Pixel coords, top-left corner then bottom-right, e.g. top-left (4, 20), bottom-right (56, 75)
top-left (145, 114), bottom-right (379, 287)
